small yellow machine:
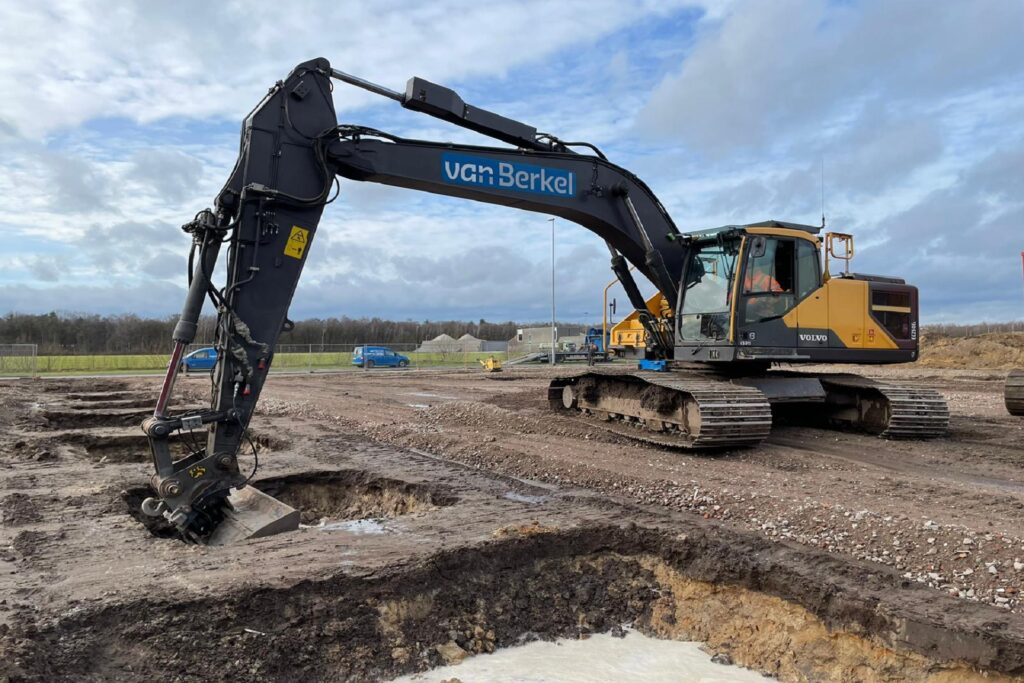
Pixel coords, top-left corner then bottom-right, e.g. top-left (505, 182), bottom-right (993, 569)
top-left (609, 293), bottom-right (670, 356)
top-left (479, 356), bottom-right (503, 373)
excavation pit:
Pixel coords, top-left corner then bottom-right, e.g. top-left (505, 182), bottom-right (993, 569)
top-left (65, 391), bottom-right (149, 401)
top-left (40, 407), bottom-right (152, 429)
top-left (120, 470), bottom-right (456, 541)
top-left (74, 432), bottom-right (188, 463)
top-left (85, 441), bottom-right (151, 463)
top-left (58, 429), bottom-right (277, 464)
top-left (68, 397), bottom-right (155, 409)
top-left (5, 526), bottom-right (1021, 682)
top-left (252, 470), bottom-right (457, 526)
top-left (39, 381), bottom-right (128, 394)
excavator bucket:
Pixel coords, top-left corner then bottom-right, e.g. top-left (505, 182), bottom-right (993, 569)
top-left (205, 485), bottom-right (300, 546)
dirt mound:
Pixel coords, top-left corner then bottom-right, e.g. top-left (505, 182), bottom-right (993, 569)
top-left (919, 332), bottom-right (1024, 369)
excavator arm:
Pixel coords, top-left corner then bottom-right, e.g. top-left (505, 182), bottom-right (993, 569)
top-left (143, 57), bottom-right (687, 541)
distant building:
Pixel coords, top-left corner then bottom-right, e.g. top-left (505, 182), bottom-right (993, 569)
top-left (508, 325), bottom-right (588, 355)
top-left (416, 333), bottom-right (507, 353)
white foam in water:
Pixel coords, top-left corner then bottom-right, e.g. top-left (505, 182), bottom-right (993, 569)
top-left (317, 518), bottom-right (388, 534)
top-left (387, 631), bottom-right (765, 683)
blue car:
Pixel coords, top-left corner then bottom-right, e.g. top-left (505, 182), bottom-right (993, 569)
top-left (180, 347), bottom-right (218, 373)
top-left (352, 346), bottom-right (410, 368)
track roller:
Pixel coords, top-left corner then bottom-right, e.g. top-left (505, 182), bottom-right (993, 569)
top-left (819, 375), bottom-right (949, 438)
top-left (549, 372), bottom-right (772, 449)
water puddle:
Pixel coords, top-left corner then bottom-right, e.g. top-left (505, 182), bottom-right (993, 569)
top-left (405, 392), bottom-right (459, 400)
top-left (313, 518), bottom-right (389, 534)
top-left (388, 630), bottom-right (764, 682)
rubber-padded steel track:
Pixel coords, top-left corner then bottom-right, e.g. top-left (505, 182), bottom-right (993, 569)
top-left (1007, 369), bottom-right (1024, 417)
top-left (820, 375), bottom-right (949, 439)
top-left (874, 385), bottom-right (950, 438)
top-left (549, 372), bottom-right (772, 449)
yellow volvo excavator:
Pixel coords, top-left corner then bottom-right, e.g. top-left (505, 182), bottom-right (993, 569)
top-left (140, 58), bottom-right (949, 542)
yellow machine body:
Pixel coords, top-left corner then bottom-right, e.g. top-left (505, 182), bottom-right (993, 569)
top-left (621, 224), bottom-right (919, 364)
top-left (479, 356), bottom-right (503, 372)
top-left (609, 293), bottom-right (670, 353)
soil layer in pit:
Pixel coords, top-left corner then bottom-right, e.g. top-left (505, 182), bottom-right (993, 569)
top-left (252, 470), bottom-right (457, 525)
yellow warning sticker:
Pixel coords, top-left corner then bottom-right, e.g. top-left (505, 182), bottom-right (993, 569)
top-left (284, 225), bottom-right (309, 259)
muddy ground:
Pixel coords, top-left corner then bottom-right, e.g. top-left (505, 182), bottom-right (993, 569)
top-left (2, 364), bottom-right (1024, 681)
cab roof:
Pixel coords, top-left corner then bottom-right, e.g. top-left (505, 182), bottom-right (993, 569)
top-left (682, 219), bottom-right (822, 241)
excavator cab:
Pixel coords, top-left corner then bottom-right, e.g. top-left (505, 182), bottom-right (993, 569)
top-left (675, 221), bottom-right (921, 367)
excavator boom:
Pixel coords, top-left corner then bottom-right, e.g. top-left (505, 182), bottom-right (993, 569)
top-left (143, 58), bottom-right (687, 541)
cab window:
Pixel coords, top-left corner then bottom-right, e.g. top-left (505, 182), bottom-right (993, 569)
top-left (796, 240), bottom-right (820, 300)
top-left (743, 238), bottom-right (795, 324)
top-left (744, 239), bottom-right (794, 294)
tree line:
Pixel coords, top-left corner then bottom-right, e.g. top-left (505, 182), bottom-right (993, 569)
top-left (923, 321), bottom-right (1024, 338)
top-left (0, 313), bottom-right (523, 355)
top-left (11, 312), bottom-right (1017, 355)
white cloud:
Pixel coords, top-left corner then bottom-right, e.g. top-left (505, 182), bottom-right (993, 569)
top-left (0, 0), bottom-right (697, 138)
top-left (637, 0), bottom-right (1024, 155)
top-left (0, 0), bottom-right (1020, 325)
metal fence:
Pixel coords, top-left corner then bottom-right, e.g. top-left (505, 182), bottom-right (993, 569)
top-left (260, 343), bottom-right (511, 373)
top-left (0, 344), bottom-right (37, 376)
top-left (5, 342), bottom-right (512, 375)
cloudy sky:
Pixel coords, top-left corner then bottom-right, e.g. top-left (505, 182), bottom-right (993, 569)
top-left (1, 0), bottom-right (1022, 325)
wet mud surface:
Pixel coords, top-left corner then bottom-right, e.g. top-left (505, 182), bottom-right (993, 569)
top-left (1, 370), bottom-right (1024, 681)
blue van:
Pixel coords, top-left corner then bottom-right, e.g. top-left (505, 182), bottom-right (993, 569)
top-left (180, 347), bottom-right (218, 373)
top-left (352, 346), bottom-right (410, 368)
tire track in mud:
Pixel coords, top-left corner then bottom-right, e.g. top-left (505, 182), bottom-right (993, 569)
top-left (767, 435), bottom-right (1024, 496)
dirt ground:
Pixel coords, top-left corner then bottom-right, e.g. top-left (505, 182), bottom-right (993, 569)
top-left (2, 361), bottom-right (1024, 681)
top-left (919, 332), bottom-right (1024, 369)
top-left (259, 364), bottom-right (1024, 609)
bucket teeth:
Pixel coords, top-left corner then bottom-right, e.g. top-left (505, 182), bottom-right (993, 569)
top-left (172, 486), bottom-right (300, 545)
top-left (205, 486), bottom-right (301, 546)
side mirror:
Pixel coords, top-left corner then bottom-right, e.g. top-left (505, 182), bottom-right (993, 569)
top-left (750, 235), bottom-right (767, 258)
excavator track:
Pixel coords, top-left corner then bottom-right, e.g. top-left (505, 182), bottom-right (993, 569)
top-left (819, 375), bottom-right (949, 438)
top-left (1006, 369), bottom-right (1024, 416)
top-left (548, 372), bottom-right (772, 449)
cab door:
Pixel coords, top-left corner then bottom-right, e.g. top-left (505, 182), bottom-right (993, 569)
top-left (794, 239), bottom-right (829, 348)
top-left (737, 236), bottom-right (798, 349)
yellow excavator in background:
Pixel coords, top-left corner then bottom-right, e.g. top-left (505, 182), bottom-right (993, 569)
top-left (606, 292), bottom-right (669, 357)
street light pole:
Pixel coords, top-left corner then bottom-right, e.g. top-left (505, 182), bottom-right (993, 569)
top-left (549, 217), bottom-right (556, 366)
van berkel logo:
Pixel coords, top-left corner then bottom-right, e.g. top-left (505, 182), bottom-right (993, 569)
top-left (441, 152), bottom-right (575, 197)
